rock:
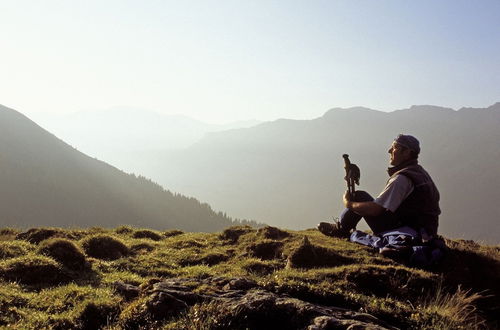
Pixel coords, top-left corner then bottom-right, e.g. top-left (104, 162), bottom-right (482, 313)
top-left (223, 277), bottom-right (257, 290)
top-left (113, 281), bottom-right (140, 301)
top-left (308, 316), bottom-right (343, 330)
top-left (151, 281), bottom-right (204, 305)
top-left (146, 291), bottom-right (189, 320)
top-left (133, 276), bottom-right (399, 329)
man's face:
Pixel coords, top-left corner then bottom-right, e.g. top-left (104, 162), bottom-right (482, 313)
top-left (388, 142), bottom-right (411, 166)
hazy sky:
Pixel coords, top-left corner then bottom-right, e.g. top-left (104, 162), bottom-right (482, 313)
top-left (1, 1), bottom-right (499, 123)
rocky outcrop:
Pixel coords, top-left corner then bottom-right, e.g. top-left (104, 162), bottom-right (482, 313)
top-left (117, 276), bottom-right (398, 329)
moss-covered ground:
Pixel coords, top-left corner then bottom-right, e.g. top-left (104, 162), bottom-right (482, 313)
top-left (0, 225), bottom-right (498, 329)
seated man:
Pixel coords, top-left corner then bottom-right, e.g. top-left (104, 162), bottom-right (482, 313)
top-left (319, 134), bottom-right (440, 241)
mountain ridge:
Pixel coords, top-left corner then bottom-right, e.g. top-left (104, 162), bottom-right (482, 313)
top-left (131, 102), bottom-right (500, 244)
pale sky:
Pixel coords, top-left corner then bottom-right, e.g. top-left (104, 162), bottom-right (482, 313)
top-left (1, 0), bottom-right (499, 123)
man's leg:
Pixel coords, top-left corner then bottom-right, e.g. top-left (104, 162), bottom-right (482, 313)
top-left (339, 190), bottom-right (373, 231)
top-left (340, 191), bottom-right (401, 235)
top-left (364, 212), bottom-right (401, 235)
top-left (318, 190), bottom-right (399, 238)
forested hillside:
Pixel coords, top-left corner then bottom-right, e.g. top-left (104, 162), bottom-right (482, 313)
top-left (0, 105), bottom-right (256, 231)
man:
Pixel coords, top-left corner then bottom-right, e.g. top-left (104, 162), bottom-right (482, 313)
top-left (318, 134), bottom-right (440, 241)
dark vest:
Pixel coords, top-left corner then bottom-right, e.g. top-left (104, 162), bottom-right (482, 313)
top-left (387, 160), bottom-right (441, 237)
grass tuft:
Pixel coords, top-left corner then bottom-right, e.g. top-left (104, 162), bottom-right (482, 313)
top-left (247, 240), bottom-right (284, 260)
top-left (257, 226), bottom-right (291, 240)
top-left (0, 255), bottom-right (71, 285)
top-left (133, 229), bottom-right (163, 241)
top-left (81, 234), bottom-right (130, 260)
top-left (286, 236), bottom-right (354, 269)
top-left (0, 240), bottom-right (35, 259)
top-left (416, 285), bottom-right (486, 329)
top-left (38, 238), bottom-right (87, 270)
top-left (15, 227), bottom-right (67, 244)
top-left (219, 225), bottom-right (255, 243)
top-left (163, 230), bottom-right (184, 238)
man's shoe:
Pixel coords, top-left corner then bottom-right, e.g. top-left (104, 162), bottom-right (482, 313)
top-left (317, 221), bottom-right (350, 238)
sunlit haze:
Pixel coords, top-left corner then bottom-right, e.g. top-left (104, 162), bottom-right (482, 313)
top-left (1, 0), bottom-right (499, 123)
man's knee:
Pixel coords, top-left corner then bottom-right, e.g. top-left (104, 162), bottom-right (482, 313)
top-left (353, 190), bottom-right (373, 202)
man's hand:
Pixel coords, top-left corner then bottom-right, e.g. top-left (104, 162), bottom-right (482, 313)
top-left (343, 191), bottom-right (385, 216)
top-left (343, 190), bottom-right (353, 209)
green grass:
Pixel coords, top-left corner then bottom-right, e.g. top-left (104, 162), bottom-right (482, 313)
top-left (0, 225), bottom-right (498, 329)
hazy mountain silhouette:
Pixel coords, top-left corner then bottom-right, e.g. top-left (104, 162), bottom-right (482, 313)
top-left (32, 107), bottom-right (261, 173)
top-left (0, 105), bottom-right (255, 231)
top-left (132, 103), bottom-right (500, 244)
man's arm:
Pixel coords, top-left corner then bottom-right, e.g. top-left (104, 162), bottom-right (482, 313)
top-left (343, 191), bottom-right (385, 217)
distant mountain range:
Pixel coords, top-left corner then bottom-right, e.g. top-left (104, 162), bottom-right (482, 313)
top-left (0, 105), bottom-right (256, 231)
top-left (32, 107), bottom-right (261, 173)
top-left (125, 103), bottom-right (500, 244)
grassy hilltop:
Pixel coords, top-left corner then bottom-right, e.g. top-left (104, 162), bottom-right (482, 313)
top-left (0, 226), bottom-right (499, 329)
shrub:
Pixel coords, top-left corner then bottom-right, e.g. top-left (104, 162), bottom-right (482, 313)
top-left (38, 238), bottom-right (87, 270)
top-left (0, 241), bottom-right (34, 259)
top-left (81, 235), bottom-right (130, 260)
top-left (0, 255), bottom-right (71, 285)
top-left (133, 230), bottom-right (163, 241)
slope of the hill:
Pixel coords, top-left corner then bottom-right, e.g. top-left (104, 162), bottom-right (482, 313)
top-left (132, 103), bottom-right (500, 244)
top-left (0, 105), bottom-right (253, 231)
top-left (0, 225), bottom-right (498, 329)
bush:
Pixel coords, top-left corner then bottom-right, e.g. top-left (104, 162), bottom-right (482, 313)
top-left (38, 239), bottom-right (87, 270)
top-left (0, 241), bottom-right (34, 259)
top-left (81, 235), bottom-right (130, 260)
top-left (133, 230), bottom-right (163, 241)
top-left (0, 255), bottom-right (71, 285)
